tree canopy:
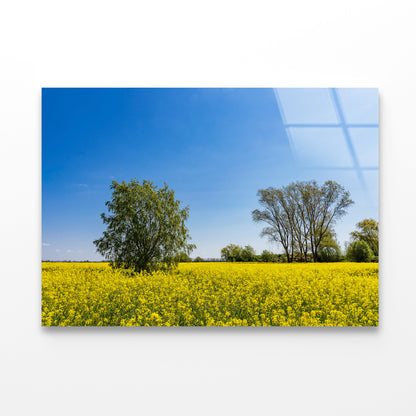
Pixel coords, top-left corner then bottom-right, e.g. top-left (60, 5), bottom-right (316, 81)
top-left (252, 180), bottom-right (354, 262)
top-left (346, 240), bottom-right (373, 262)
top-left (220, 244), bottom-right (256, 262)
top-left (317, 228), bottom-right (342, 262)
top-left (93, 179), bottom-right (195, 272)
top-left (350, 218), bottom-right (379, 256)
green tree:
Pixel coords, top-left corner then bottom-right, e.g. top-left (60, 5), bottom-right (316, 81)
top-left (94, 179), bottom-right (195, 272)
top-left (241, 245), bottom-right (256, 262)
top-left (350, 219), bottom-right (379, 256)
top-left (175, 252), bottom-right (192, 262)
top-left (221, 244), bottom-right (243, 262)
top-left (260, 250), bottom-right (274, 262)
top-left (346, 240), bottom-right (373, 262)
top-left (317, 229), bottom-right (341, 262)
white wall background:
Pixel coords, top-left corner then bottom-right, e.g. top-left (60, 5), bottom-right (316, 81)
top-left (1, 1), bottom-right (415, 415)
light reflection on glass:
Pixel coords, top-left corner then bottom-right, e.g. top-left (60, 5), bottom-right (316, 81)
top-left (274, 88), bottom-right (378, 199)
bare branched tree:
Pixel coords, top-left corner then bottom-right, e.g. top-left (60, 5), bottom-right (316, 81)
top-left (252, 180), bottom-right (354, 262)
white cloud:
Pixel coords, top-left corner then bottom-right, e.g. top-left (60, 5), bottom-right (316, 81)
top-left (55, 249), bottom-right (61, 252)
top-left (66, 249), bottom-right (73, 253)
top-left (42, 242), bottom-right (50, 246)
top-left (77, 184), bottom-right (88, 188)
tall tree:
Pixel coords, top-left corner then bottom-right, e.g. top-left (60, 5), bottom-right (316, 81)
top-left (252, 180), bottom-right (354, 262)
top-left (252, 187), bottom-right (295, 262)
top-left (94, 179), bottom-right (195, 272)
top-left (284, 182), bottom-right (311, 261)
top-left (298, 180), bottom-right (354, 262)
top-left (350, 219), bottom-right (379, 256)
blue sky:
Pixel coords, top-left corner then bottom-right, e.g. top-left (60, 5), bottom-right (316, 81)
top-left (42, 88), bottom-right (378, 260)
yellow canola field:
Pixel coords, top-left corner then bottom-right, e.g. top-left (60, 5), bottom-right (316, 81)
top-left (42, 262), bottom-right (378, 327)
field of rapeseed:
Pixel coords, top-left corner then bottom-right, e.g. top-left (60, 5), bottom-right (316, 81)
top-left (42, 262), bottom-right (378, 327)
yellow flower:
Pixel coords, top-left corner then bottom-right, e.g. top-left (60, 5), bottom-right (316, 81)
top-left (42, 261), bottom-right (378, 327)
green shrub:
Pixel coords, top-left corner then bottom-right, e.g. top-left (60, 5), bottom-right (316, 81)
top-left (176, 252), bottom-right (192, 262)
top-left (317, 246), bottom-right (341, 262)
top-left (279, 254), bottom-right (288, 263)
top-left (346, 240), bottom-right (373, 262)
top-left (240, 245), bottom-right (256, 262)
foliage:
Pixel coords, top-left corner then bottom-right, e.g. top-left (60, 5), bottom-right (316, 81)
top-left (350, 218), bottom-right (379, 257)
top-left (220, 247), bottom-right (289, 263)
top-left (220, 244), bottom-right (258, 262)
top-left (260, 250), bottom-right (280, 262)
top-left (279, 254), bottom-right (288, 263)
top-left (240, 245), bottom-right (256, 262)
top-left (317, 229), bottom-right (342, 262)
top-left (193, 256), bottom-right (204, 262)
top-left (346, 240), bottom-right (374, 262)
top-left (93, 179), bottom-right (195, 272)
top-left (42, 262), bottom-right (379, 327)
top-left (252, 180), bottom-right (354, 262)
top-left (220, 244), bottom-right (243, 262)
top-left (175, 252), bottom-right (192, 262)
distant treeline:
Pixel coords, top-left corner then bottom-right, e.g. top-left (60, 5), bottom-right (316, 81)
top-left (176, 248), bottom-right (310, 263)
top-left (220, 245), bottom-right (315, 263)
top-left (42, 260), bottom-right (109, 263)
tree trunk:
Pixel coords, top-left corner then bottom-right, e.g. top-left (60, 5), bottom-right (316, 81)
top-left (284, 247), bottom-right (291, 263)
